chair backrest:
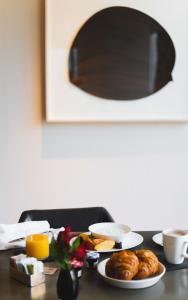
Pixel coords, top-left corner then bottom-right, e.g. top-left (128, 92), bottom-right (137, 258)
top-left (18, 207), bottom-right (114, 231)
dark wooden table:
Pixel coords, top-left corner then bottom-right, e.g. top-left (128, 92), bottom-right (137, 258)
top-left (1, 231), bottom-right (188, 300)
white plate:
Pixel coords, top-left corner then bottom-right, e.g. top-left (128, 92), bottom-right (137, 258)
top-left (152, 233), bottom-right (163, 246)
top-left (97, 258), bottom-right (166, 289)
top-left (89, 222), bottom-right (131, 243)
top-left (71, 232), bottom-right (144, 253)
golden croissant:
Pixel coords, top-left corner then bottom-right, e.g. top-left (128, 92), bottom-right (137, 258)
top-left (134, 249), bottom-right (159, 279)
top-left (105, 250), bottom-right (139, 280)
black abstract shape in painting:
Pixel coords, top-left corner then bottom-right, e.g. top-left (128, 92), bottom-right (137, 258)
top-left (69, 6), bottom-right (176, 100)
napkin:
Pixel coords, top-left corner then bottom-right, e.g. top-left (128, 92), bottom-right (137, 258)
top-left (0, 221), bottom-right (50, 250)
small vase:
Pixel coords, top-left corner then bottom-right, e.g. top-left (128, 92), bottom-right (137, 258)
top-left (57, 269), bottom-right (79, 300)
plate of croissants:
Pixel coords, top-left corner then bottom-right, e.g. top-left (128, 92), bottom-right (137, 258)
top-left (97, 249), bottom-right (166, 289)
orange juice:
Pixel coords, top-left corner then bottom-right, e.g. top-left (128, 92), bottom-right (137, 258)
top-left (26, 234), bottom-right (49, 260)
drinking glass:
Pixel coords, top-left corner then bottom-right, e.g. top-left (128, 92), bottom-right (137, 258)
top-left (26, 234), bottom-right (49, 260)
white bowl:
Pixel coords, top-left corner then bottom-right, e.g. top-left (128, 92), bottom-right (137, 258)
top-left (88, 222), bottom-right (131, 243)
top-left (97, 258), bottom-right (166, 289)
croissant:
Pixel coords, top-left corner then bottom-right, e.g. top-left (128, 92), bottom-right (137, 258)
top-left (134, 249), bottom-right (159, 279)
top-left (105, 250), bottom-right (139, 280)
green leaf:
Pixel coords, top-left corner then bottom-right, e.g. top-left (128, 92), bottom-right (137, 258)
top-left (50, 238), bottom-right (57, 259)
top-left (70, 236), bottom-right (81, 253)
top-left (49, 236), bottom-right (72, 270)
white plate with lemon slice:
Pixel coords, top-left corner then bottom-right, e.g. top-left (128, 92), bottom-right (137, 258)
top-left (70, 232), bottom-right (143, 253)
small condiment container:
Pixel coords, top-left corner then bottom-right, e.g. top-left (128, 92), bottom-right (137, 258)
top-left (86, 252), bottom-right (100, 270)
top-left (115, 242), bottom-right (123, 249)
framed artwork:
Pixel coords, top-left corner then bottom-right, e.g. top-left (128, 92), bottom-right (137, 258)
top-left (45, 0), bottom-right (188, 122)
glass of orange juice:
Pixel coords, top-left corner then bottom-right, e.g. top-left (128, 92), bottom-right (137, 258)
top-left (26, 234), bottom-right (49, 260)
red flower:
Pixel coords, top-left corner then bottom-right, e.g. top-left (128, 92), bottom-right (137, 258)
top-left (51, 226), bottom-right (90, 270)
top-left (71, 258), bottom-right (84, 268)
top-left (64, 226), bottom-right (71, 235)
top-left (73, 244), bottom-right (86, 260)
top-left (82, 240), bottom-right (94, 251)
top-left (57, 226), bottom-right (71, 247)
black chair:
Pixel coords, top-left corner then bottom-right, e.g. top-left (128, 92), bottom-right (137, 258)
top-left (18, 207), bottom-right (114, 232)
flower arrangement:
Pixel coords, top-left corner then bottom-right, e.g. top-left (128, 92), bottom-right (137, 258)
top-left (50, 226), bottom-right (92, 270)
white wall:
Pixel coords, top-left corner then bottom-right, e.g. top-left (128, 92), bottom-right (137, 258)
top-left (1, 0), bottom-right (188, 230)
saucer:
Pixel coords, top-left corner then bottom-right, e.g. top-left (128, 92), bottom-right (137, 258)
top-left (152, 233), bottom-right (163, 246)
top-left (97, 258), bottom-right (166, 289)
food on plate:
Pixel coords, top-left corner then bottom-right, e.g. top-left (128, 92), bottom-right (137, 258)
top-left (79, 233), bottom-right (115, 251)
top-left (92, 239), bottom-right (105, 245)
top-left (105, 250), bottom-right (139, 280)
top-left (79, 233), bottom-right (93, 245)
top-left (134, 249), bottom-right (159, 279)
top-left (105, 249), bottom-right (159, 280)
top-left (94, 240), bottom-right (115, 251)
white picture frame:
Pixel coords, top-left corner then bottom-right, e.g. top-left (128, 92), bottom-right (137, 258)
top-left (45, 0), bottom-right (188, 122)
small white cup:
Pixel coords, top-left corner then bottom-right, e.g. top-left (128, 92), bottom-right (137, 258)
top-left (163, 229), bottom-right (188, 264)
